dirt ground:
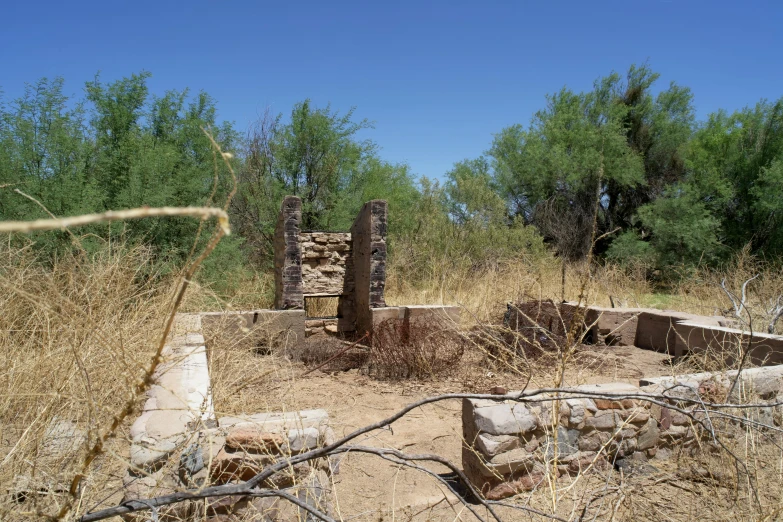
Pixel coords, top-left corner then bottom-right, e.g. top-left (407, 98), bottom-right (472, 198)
top-left (208, 342), bottom-right (717, 521)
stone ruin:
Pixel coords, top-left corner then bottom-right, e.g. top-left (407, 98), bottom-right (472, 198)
top-left (462, 300), bottom-right (783, 499)
top-left (115, 196), bottom-right (461, 519)
top-left (31, 198), bottom-right (783, 516)
top-left (201, 196), bottom-right (460, 352)
top-left (123, 313), bottom-right (336, 520)
top-left (274, 195), bottom-right (388, 338)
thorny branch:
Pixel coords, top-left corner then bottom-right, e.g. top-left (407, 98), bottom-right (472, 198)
top-left (81, 386), bottom-right (781, 521)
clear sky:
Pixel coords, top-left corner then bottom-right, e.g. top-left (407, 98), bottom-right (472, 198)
top-left (2, 0), bottom-right (782, 181)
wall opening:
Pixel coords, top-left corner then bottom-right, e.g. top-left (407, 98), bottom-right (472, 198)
top-left (305, 296), bottom-right (340, 319)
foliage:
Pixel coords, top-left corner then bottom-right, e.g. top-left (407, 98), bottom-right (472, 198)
top-left (2, 65), bottom-right (782, 288)
top-left (230, 103), bottom-right (422, 265)
top-left (0, 74), bottom-right (238, 268)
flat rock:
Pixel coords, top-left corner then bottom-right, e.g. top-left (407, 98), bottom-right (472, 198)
top-left (225, 428), bottom-right (285, 453)
top-left (473, 403), bottom-right (537, 436)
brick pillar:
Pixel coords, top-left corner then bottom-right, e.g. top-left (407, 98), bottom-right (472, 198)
top-left (351, 200), bottom-right (388, 335)
top-left (274, 196), bottom-right (303, 309)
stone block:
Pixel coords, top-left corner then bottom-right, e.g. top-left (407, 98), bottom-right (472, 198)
top-left (371, 307), bottom-right (404, 325)
top-left (476, 433), bottom-right (522, 457)
top-left (404, 305), bottom-right (461, 326)
top-left (469, 400), bottom-right (538, 436)
top-left (225, 428), bottom-right (285, 453)
top-left (637, 418), bottom-right (659, 450)
top-left (584, 411), bottom-right (621, 430)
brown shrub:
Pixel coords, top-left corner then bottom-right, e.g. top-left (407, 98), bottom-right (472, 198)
top-left (366, 318), bottom-right (464, 380)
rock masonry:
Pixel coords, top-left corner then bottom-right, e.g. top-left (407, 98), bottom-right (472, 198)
top-left (273, 197), bottom-right (388, 337)
top-left (463, 382), bottom-right (716, 500)
top-left (299, 232), bottom-right (352, 296)
top-left (123, 314), bottom-right (336, 521)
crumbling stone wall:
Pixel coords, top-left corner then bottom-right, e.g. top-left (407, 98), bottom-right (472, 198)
top-left (272, 197), bottom-right (387, 336)
top-left (463, 365), bottom-right (783, 500)
top-left (463, 383), bottom-right (699, 500)
top-left (351, 200), bottom-right (388, 335)
top-left (300, 232), bottom-right (352, 295)
top-left (124, 313), bottom-right (336, 519)
top-left (274, 196), bottom-right (303, 310)
top-left (299, 231), bottom-right (356, 333)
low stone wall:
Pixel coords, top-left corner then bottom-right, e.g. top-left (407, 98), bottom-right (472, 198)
top-left (128, 314), bottom-right (213, 474)
top-left (507, 300), bottom-right (783, 362)
top-left (124, 313), bottom-right (335, 519)
top-left (462, 365), bottom-right (783, 499)
top-left (673, 321), bottom-right (783, 365)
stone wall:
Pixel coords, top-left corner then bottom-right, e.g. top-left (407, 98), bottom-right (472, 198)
top-left (299, 231), bottom-right (356, 332)
top-left (124, 313), bottom-right (335, 519)
top-left (507, 300), bottom-right (783, 362)
top-left (273, 196), bottom-right (303, 310)
top-left (463, 365), bottom-right (783, 500)
top-left (673, 321), bottom-right (783, 365)
top-left (351, 200), bottom-right (388, 335)
top-left (272, 197), bottom-right (388, 336)
top-left (300, 232), bottom-right (352, 295)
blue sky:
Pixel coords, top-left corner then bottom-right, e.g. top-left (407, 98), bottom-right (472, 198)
top-left (2, 0), bottom-right (782, 181)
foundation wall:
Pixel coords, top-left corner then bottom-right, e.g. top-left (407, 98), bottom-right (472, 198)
top-left (509, 300), bottom-right (782, 362)
top-left (673, 321), bottom-right (783, 365)
top-left (463, 365), bottom-right (783, 499)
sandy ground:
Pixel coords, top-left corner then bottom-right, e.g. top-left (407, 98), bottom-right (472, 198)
top-left (209, 343), bottom-right (683, 521)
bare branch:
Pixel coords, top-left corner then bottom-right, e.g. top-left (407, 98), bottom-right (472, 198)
top-left (80, 385), bottom-right (783, 521)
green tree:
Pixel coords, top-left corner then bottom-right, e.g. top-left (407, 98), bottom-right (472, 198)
top-left (231, 102), bottom-right (420, 265)
top-left (490, 68), bottom-right (645, 257)
top-left (684, 99), bottom-right (783, 254)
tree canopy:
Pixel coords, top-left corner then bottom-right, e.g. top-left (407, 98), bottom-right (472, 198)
top-left (1, 65), bottom-right (781, 284)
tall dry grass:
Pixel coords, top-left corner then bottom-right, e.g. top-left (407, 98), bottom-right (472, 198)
top-left (0, 241), bottom-right (175, 520)
top-left (385, 251), bottom-right (783, 334)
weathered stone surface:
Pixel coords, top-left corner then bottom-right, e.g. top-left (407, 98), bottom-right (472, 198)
top-left (567, 400), bottom-right (586, 427)
top-left (300, 232), bottom-right (353, 296)
top-left (584, 411), bottom-right (621, 430)
top-left (621, 408), bottom-right (650, 424)
top-left (225, 428), bottom-right (285, 453)
top-left (637, 418), bottom-right (659, 451)
top-left (485, 448), bottom-right (536, 476)
top-left (210, 448), bottom-right (259, 484)
top-left (595, 398), bottom-right (638, 410)
top-left (541, 427), bottom-right (579, 458)
top-left (130, 438), bottom-right (179, 470)
top-left (578, 430), bottom-right (611, 451)
top-left (219, 408), bottom-right (329, 431)
top-left (473, 402), bottom-right (537, 435)
top-left (274, 196), bottom-right (304, 310)
top-left (288, 427), bottom-right (320, 453)
top-left (476, 433), bottom-right (521, 457)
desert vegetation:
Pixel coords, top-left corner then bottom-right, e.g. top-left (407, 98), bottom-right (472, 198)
top-left (1, 63), bottom-right (783, 521)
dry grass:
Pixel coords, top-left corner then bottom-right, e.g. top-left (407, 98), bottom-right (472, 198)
top-left (386, 253), bottom-right (783, 335)
top-left (1, 223), bottom-right (782, 521)
top-left (0, 242), bottom-right (173, 520)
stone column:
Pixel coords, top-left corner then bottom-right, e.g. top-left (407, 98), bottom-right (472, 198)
top-left (350, 200), bottom-right (387, 335)
top-left (274, 196), bottom-right (304, 309)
